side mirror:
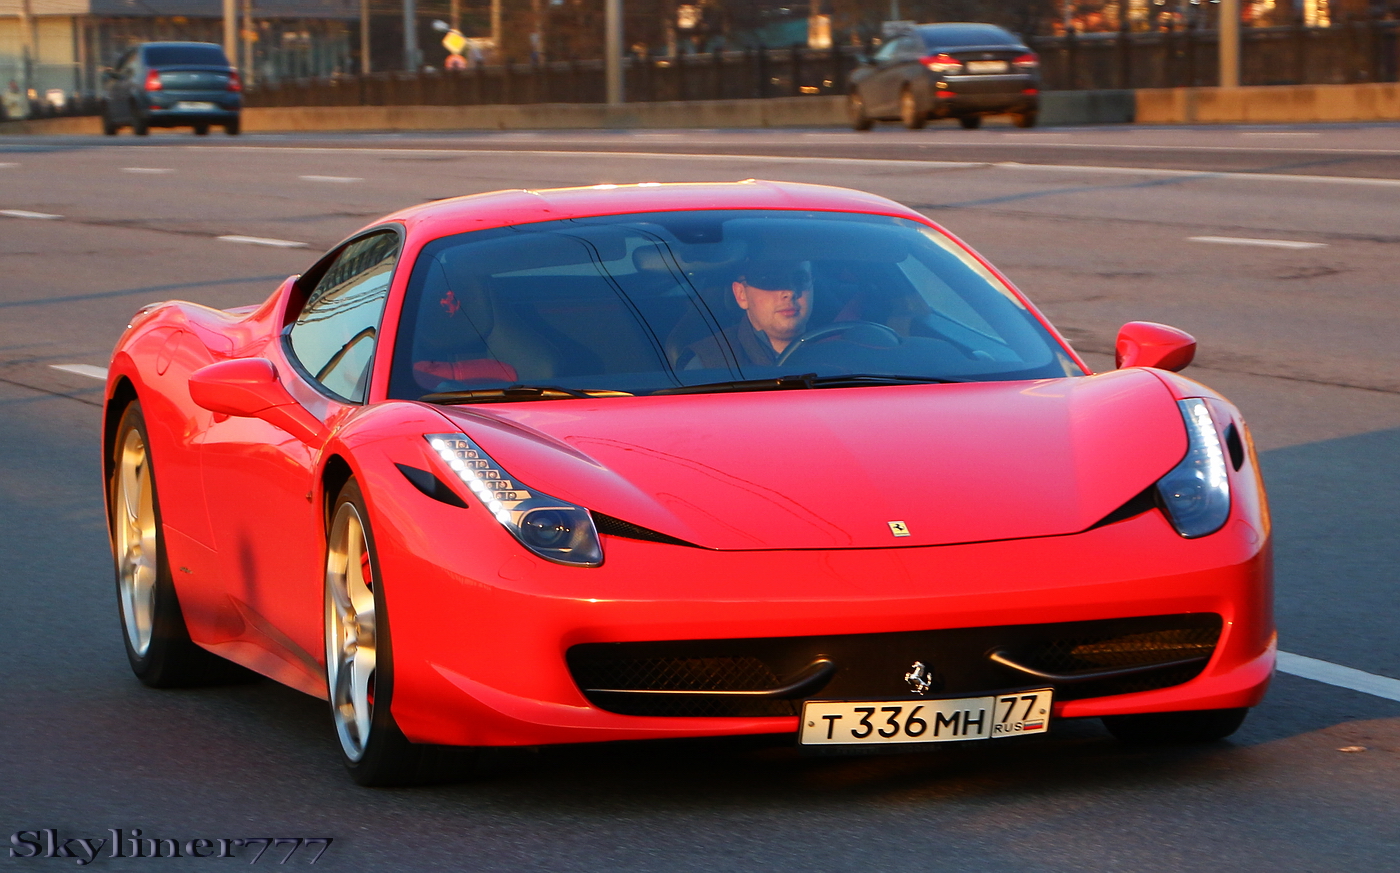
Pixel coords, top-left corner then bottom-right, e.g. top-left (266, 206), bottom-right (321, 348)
top-left (1115, 321), bottom-right (1196, 372)
top-left (190, 358), bottom-right (327, 444)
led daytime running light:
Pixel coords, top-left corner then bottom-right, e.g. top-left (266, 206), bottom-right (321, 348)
top-left (426, 434), bottom-right (602, 566)
top-left (1155, 399), bottom-right (1231, 538)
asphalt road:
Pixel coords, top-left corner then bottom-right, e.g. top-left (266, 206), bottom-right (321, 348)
top-left (2, 123), bottom-right (1398, 871)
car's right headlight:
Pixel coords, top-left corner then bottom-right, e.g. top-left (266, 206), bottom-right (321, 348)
top-left (426, 434), bottom-right (603, 567)
top-left (1155, 398), bottom-right (1231, 539)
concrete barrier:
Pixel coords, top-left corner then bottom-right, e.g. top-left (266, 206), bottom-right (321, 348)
top-left (0, 115), bottom-right (101, 135)
top-left (1137, 82), bottom-right (1400, 124)
top-left (1, 91), bottom-right (1131, 135)
top-left (5, 83), bottom-right (1394, 135)
top-left (241, 97), bottom-right (849, 132)
top-left (1040, 89), bottom-right (1135, 125)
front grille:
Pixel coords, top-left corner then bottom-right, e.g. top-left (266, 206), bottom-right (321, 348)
top-left (568, 613), bottom-right (1222, 718)
top-left (569, 656), bottom-right (796, 717)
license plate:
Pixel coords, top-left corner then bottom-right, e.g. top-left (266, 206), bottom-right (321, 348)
top-left (174, 101), bottom-right (217, 111)
top-left (800, 689), bottom-right (1051, 746)
top-left (965, 60), bottom-right (1009, 74)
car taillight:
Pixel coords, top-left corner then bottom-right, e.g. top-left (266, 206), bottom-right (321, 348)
top-left (143, 70), bottom-right (162, 91)
top-left (1013, 52), bottom-right (1039, 70)
top-left (920, 53), bottom-right (963, 74)
top-left (227, 70), bottom-right (242, 92)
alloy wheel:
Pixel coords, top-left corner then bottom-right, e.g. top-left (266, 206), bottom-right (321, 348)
top-left (115, 428), bottom-right (158, 657)
top-left (325, 502), bottom-right (378, 763)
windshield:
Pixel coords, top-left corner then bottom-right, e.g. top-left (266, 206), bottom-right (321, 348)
top-left (388, 209), bottom-right (1080, 400)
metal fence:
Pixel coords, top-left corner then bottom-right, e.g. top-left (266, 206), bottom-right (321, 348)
top-left (7, 18), bottom-right (1398, 120)
top-left (1029, 19), bottom-right (1400, 90)
top-left (243, 47), bottom-right (855, 108)
top-left (242, 20), bottom-right (1400, 109)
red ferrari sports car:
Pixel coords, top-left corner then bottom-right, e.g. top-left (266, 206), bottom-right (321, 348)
top-left (104, 180), bottom-right (1273, 785)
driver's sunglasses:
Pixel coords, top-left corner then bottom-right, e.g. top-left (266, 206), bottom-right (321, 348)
top-left (744, 269), bottom-right (812, 292)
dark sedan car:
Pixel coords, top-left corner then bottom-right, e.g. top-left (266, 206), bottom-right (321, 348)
top-left (849, 23), bottom-right (1039, 130)
top-left (103, 42), bottom-right (242, 136)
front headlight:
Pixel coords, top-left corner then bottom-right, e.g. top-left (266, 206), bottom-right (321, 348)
top-left (426, 433), bottom-right (603, 567)
top-left (1155, 399), bottom-right (1231, 538)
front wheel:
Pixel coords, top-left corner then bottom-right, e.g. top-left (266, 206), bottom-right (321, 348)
top-left (325, 479), bottom-right (475, 786)
top-left (848, 93), bottom-right (873, 131)
top-left (110, 402), bottom-right (243, 686)
top-left (102, 112), bottom-right (118, 135)
top-left (958, 115), bottom-right (982, 130)
top-left (193, 123), bottom-right (209, 136)
top-left (899, 88), bottom-right (927, 130)
top-left (1013, 110), bottom-right (1038, 129)
top-left (1101, 707), bottom-right (1249, 744)
top-left (224, 118), bottom-right (241, 136)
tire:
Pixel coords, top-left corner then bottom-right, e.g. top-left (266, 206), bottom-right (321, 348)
top-left (325, 479), bottom-right (476, 786)
top-left (110, 402), bottom-right (244, 686)
top-left (193, 123), bottom-right (209, 136)
top-left (958, 115), bottom-right (982, 130)
top-left (224, 118), bottom-right (241, 136)
top-left (102, 112), bottom-right (118, 136)
top-left (1013, 110), bottom-right (1038, 129)
top-left (848, 92), bottom-right (873, 131)
top-left (1101, 707), bottom-right (1249, 744)
top-left (131, 106), bottom-right (149, 136)
top-left (899, 88), bottom-right (927, 130)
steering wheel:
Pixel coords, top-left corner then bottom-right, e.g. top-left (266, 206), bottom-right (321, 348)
top-left (774, 322), bottom-right (901, 367)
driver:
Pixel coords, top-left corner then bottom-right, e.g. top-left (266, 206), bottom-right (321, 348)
top-left (685, 258), bottom-right (814, 369)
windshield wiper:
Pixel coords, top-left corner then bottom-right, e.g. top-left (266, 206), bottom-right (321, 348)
top-left (807, 374), bottom-right (965, 387)
top-left (418, 385), bottom-right (632, 404)
top-left (651, 373), bottom-right (961, 396)
top-left (651, 373), bottom-right (822, 396)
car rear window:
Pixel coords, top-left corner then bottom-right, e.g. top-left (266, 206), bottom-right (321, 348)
top-left (143, 45), bottom-right (229, 67)
top-left (918, 25), bottom-right (1017, 49)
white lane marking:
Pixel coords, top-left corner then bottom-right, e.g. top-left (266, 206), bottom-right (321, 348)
top-left (1189, 236), bottom-right (1328, 249)
top-left (122, 167), bottom-right (174, 174)
top-left (217, 234), bottom-right (308, 248)
top-left (0, 162), bottom-right (18, 168)
top-left (299, 174), bottom-right (363, 183)
top-left (49, 364), bottom-right (109, 380)
top-left (1277, 651), bottom-right (1400, 703)
top-left (992, 160), bottom-right (1400, 188)
top-left (172, 146), bottom-right (1400, 188)
top-left (1, 209), bottom-right (63, 220)
top-left (1240, 131), bottom-right (1321, 137)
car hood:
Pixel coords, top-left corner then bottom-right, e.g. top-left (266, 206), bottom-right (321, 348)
top-left (431, 369), bottom-right (1186, 550)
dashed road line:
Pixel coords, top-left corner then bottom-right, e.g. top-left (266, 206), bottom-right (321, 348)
top-left (217, 234), bottom-right (308, 248)
top-left (49, 364), bottom-right (109, 380)
top-left (298, 174), bottom-right (363, 183)
top-left (1, 209), bottom-right (63, 220)
top-left (0, 162), bottom-right (18, 168)
top-left (1189, 236), bottom-right (1328, 249)
top-left (1277, 651), bottom-right (1400, 703)
top-left (122, 167), bottom-right (175, 174)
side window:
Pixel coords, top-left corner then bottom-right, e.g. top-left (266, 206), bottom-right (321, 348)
top-left (872, 40), bottom-right (899, 64)
top-left (895, 35), bottom-right (922, 59)
top-left (287, 231), bottom-right (399, 402)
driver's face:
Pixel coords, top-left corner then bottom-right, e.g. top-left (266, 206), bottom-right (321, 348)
top-left (733, 267), bottom-right (812, 354)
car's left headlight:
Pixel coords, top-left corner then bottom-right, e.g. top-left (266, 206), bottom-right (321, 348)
top-left (426, 433), bottom-right (603, 567)
top-left (1155, 399), bottom-right (1231, 539)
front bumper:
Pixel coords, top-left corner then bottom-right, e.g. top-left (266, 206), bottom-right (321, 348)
top-left (365, 448), bottom-right (1273, 748)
